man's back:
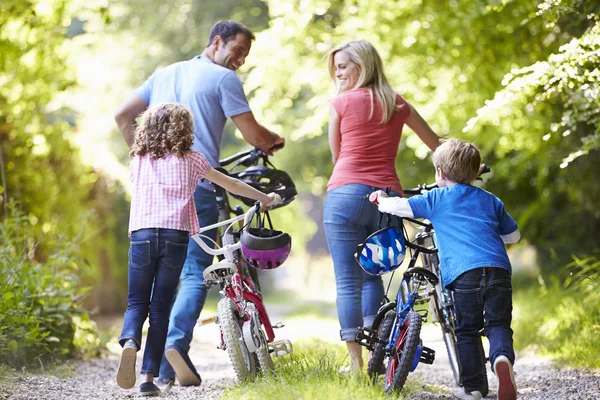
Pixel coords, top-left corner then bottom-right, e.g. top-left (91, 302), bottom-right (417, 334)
top-left (136, 56), bottom-right (251, 171)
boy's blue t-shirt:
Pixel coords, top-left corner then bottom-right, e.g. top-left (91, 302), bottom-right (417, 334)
top-left (407, 184), bottom-right (518, 288)
top-left (136, 56), bottom-right (251, 190)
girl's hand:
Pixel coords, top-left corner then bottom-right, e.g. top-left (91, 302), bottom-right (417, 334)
top-left (261, 193), bottom-right (282, 211)
top-left (369, 190), bottom-right (388, 205)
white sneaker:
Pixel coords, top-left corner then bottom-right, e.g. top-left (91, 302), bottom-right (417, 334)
top-left (116, 340), bottom-right (137, 389)
top-left (453, 388), bottom-right (482, 400)
top-left (494, 355), bottom-right (517, 400)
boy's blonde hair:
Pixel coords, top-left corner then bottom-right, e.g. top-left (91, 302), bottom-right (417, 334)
top-left (130, 103), bottom-right (194, 159)
top-left (432, 138), bottom-right (481, 184)
top-left (328, 40), bottom-right (402, 124)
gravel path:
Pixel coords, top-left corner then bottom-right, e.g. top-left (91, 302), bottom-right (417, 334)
top-left (4, 310), bottom-right (600, 399)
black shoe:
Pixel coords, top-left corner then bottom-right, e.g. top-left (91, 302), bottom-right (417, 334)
top-left (140, 382), bottom-right (161, 397)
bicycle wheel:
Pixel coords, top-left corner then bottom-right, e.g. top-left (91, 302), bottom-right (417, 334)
top-left (367, 311), bottom-right (395, 382)
top-left (384, 311), bottom-right (422, 393)
top-left (217, 297), bottom-right (256, 381)
top-left (255, 328), bottom-right (274, 375)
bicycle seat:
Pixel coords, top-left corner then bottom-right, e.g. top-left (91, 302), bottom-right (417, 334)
top-left (203, 261), bottom-right (237, 281)
top-left (404, 267), bottom-right (439, 285)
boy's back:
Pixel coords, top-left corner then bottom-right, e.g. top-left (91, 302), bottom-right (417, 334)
top-left (407, 184), bottom-right (518, 288)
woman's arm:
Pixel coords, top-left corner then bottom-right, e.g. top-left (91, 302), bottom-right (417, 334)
top-left (328, 105), bottom-right (341, 164)
top-left (405, 104), bottom-right (441, 151)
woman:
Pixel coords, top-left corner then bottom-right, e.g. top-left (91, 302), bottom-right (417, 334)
top-left (324, 40), bottom-right (441, 372)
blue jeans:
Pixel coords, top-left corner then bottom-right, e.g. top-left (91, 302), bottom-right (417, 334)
top-left (119, 228), bottom-right (189, 376)
top-left (159, 186), bottom-right (219, 380)
top-left (451, 267), bottom-right (515, 393)
top-left (324, 184), bottom-right (388, 341)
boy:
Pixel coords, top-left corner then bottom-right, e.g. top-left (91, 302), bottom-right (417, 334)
top-left (370, 138), bottom-right (519, 400)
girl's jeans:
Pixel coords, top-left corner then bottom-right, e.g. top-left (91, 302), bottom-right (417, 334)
top-left (324, 184), bottom-right (387, 341)
top-left (451, 267), bottom-right (515, 393)
top-left (119, 228), bottom-right (189, 376)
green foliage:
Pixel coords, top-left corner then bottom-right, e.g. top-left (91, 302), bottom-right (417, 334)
top-left (221, 339), bottom-right (432, 399)
top-left (513, 255), bottom-right (600, 368)
top-left (0, 203), bottom-right (100, 368)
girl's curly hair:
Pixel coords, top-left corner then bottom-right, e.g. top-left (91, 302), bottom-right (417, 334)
top-left (130, 103), bottom-right (194, 159)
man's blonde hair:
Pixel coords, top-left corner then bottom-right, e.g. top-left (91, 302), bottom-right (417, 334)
top-left (432, 138), bottom-right (481, 184)
top-left (328, 40), bottom-right (402, 124)
top-left (130, 103), bottom-right (194, 159)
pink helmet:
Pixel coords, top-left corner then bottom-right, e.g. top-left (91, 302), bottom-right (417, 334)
top-left (240, 211), bottom-right (292, 270)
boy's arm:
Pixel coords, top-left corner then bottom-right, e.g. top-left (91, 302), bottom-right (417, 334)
top-left (370, 191), bottom-right (415, 218)
top-left (501, 229), bottom-right (521, 244)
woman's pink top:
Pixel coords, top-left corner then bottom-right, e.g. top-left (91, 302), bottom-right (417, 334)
top-left (328, 88), bottom-right (411, 194)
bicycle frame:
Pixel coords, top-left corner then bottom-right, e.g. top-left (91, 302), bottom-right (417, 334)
top-left (191, 205), bottom-right (277, 342)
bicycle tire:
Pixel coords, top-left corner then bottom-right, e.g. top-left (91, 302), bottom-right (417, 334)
top-left (255, 329), bottom-right (274, 376)
top-left (367, 311), bottom-right (395, 382)
top-left (217, 297), bottom-right (256, 381)
top-left (424, 252), bottom-right (463, 387)
top-left (384, 310), bottom-right (422, 393)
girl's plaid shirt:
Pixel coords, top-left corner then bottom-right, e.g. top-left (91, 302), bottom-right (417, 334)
top-left (128, 151), bottom-right (210, 236)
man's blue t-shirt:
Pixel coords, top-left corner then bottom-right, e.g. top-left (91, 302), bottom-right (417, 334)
top-left (407, 184), bottom-right (518, 288)
top-left (136, 56), bottom-right (251, 190)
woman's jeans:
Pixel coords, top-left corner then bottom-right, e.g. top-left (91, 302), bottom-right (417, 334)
top-left (451, 267), bottom-right (515, 393)
top-left (324, 184), bottom-right (388, 341)
top-left (159, 186), bottom-right (219, 380)
top-left (119, 228), bottom-right (189, 376)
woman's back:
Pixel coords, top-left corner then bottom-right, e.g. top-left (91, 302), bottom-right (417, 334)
top-left (328, 88), bottom-right (410, 193)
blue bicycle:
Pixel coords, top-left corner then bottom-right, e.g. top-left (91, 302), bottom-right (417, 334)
top-left (354, 211), bottom-right (439, 393)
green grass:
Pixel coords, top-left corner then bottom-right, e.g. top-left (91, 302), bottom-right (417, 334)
top-left (220, 339), bottom-right (436, 400)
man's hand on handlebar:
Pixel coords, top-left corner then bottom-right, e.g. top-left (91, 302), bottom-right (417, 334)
top-left (369, 190), bottom-right (389, 206)
top-left (261, 193), bottom-right (282, 211)
top-left (263, 136), bottom-right (285, 156)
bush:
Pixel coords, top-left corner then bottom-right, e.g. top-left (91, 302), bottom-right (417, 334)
top-left (0, 202), bottom-right (99, 368)
top-left (513, 255), bottom-right (600, 368)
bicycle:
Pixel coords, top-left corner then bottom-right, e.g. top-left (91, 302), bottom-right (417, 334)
top-left (354, 210), bottom-right (439, 393)
top-left (193, 147), bottom-right (296, 381)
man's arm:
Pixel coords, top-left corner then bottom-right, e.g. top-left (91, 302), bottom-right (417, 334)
top-left (405, 104), bottom-right (441, 151)
top-left (230, 112), bottom-right (284, 155)
top-left (114, 94), bottom-right (148, 147)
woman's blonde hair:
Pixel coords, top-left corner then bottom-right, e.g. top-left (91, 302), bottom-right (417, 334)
top-left (130, 103), bottom-right (194, 159)
top-left (432, 138), bottom-right (481, 184)
top-left (328, 40), bottom-right (401, 124)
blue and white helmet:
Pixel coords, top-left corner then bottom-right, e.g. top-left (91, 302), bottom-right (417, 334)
top-left (354, 226), bottom-right (406, 276)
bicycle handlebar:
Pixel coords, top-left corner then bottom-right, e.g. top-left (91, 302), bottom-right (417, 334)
top-left (191, 204), bottom-right (260, 257)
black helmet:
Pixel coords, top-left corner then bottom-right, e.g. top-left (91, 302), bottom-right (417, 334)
top-left (229, 166), bottom-right (297, 209)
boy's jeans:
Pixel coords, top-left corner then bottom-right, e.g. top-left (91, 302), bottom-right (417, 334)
top-left (451, 267), bottom-right (515, 393)
top-left (159, 186), bottom-right (219, 380)
top-left (119, 228), bottom-right (189, 376)
top-left (324, 184), bottom-right (388, 341)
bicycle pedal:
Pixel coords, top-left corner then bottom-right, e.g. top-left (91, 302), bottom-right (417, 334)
top-left (354, 327), bottom-right (378, 351)
top-left (272, 321), bottom-right (285, 329)
top-left (419, 346), bottom-right (436, 364)
top-left (197, 315), bottom-right (218, 326)
top-left (269, 339), bottom-right (293, 357)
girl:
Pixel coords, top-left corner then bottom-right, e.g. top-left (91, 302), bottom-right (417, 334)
top-left (116, 103), bottom-right (280, 396)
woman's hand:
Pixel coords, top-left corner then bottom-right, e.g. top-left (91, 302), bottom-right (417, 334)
top-left (369, 190), bottom-right (388, 205)
top-left (261, 193), bottom-right (282, 211)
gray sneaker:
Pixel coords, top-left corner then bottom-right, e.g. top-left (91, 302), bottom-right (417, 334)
top-left (453, 388), bottom-right (483, 400)
top-left (116, 339), bottom-right (137, 389)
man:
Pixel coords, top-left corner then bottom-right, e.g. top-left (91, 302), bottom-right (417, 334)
top-left (114, 20), bottom-right (284, 387)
